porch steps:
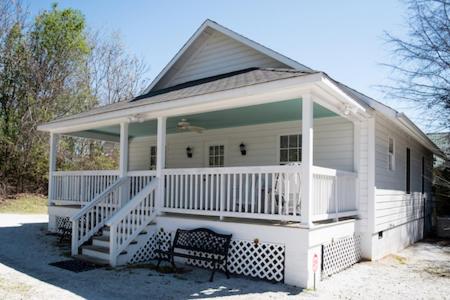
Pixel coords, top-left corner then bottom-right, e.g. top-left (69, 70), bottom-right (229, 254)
top-left (80, 238), bottom-right (128, 261)
top-left (91, 235), bottom-right (138, 248)
top-left (75, 222), bottom-right (155, 265)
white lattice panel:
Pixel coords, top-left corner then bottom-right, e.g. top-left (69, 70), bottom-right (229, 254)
top-left (55, 216), bottom-right (70, 233)
top-left (186, 240), bottom-right (285, 282)
top-left (129, 230), bottom-right (172, 264)
top-left (129, 230), bottom-right (285, 282)
top-left (322, 235), bottom-right (361, 277)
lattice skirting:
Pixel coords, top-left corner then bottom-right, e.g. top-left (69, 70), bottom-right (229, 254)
top-left (129, 230), bottom-right (285, 282)
top-left (55, 216), bottom-right (71, 233)
top-left (322, 234), bottom-right (361, 277)
top-left (130, 230), bottom-right (172, 264)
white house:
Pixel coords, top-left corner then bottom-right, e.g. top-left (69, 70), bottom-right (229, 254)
top-left (37, 20), bottom-right (444, 288)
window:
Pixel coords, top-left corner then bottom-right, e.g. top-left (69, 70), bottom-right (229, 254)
top-left (388, 137), bottom-right (395, 171)
top-left (279, 134), bottom-right (302, 165)
top-left (149, 146), bottom-right (157, 170)
top-left (208, 145), bottom-right (224, 167)
top-left (406, 147), bottom-right (411, 194)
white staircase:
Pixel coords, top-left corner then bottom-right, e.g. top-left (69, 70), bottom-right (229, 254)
top-left (71, 177), bottom-right (159, 267)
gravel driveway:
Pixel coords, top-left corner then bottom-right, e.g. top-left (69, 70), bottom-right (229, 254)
top-left (0, 213), bottom-right (449, 300)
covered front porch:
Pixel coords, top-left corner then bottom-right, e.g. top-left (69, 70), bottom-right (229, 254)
top-left (48, 95), bottom-right (362, 226)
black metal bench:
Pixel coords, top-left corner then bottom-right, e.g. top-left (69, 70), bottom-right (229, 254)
top-left (156, 228), bottom-right (232, 282)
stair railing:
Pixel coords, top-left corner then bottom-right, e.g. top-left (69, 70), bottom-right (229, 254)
top-left (71, 177), bottom-right (129, 255)
top-left (106, 178), bottom-right (158, 266)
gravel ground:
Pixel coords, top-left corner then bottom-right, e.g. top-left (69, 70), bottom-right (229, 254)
top-left (0, 213), bottom-right (449, 300)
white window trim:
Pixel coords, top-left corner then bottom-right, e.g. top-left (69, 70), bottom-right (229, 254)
top-left (277, 132), bottom-right (302, 165)
top-left (204, 141), bottom-right (228, 167)
top-left (388, 136), bottom-right (395, 171)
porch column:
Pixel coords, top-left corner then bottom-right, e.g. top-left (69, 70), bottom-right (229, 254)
top-left (119, 122), bottom-right (129, 177)
top-left (156, 116), bottom-right (167, 214)
top-left (119, 122), bottom-right (129, 206)
top-left (48, 132), bottom-right (59, 205)
top-left (301, 94), bottom-right (314, 227)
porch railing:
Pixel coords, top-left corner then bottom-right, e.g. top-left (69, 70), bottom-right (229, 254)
top-left (50, 170), bottom-right (156, 205)
top-left (54, 166), bottom-right (358, 224)
top-left (312, 166), bottom-right (358, 221)
top-left (128, 170), bottom-right (157, 198)
top-left (162, 165), bottom-right (358, 222)
top-left (71, 177), bottom-right (128, 255)
top-left (50, 171), bottom-right (119, 204)
top-left (106, 179), bottom-right (158, 266)
top-left (162, 165), bottom-right (303, 221)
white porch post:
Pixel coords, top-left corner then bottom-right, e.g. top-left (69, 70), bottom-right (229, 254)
top-left (48, 132), bottom-right (59, 205)
top-left (119, 122), bottom-right (129, 206)
top-left (156, 116), bottom-right (167, 214)
top-left (301, 94), bottom-right (314, 227)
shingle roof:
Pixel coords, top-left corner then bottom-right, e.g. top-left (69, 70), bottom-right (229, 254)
top-left (47, 68), bottom-right (318, 124)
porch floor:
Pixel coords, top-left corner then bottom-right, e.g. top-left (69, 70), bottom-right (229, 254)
top-left (158, 212), bottom-right (357, 229)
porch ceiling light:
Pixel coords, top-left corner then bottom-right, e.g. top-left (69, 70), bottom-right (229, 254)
top-left (186, 146), bottom-right (193, 158)
top-left (239, 143), bottom-right (247, 156)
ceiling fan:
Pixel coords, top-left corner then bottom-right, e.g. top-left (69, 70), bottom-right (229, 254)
top-left (176, 119), bottom-right (204, 133)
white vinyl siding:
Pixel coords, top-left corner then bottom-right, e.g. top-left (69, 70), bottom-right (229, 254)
top-left (128, 117), bottom-right (354, 172)
top-left (155, 29), bottom-right (288, 89)
top-left (374, 114), bottom-right (433, 232)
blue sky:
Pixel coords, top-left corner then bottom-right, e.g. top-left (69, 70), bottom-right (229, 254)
top-left (26, 1), bottom-right (428, 129)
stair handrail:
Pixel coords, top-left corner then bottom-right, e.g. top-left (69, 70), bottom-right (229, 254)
top-left (71, 177), bottom-right (129, 256)
top-left (106, 178), bottom-right (159, 266)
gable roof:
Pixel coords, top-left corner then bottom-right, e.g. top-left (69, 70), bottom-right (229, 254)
top-left (37, 19), bottom-right (444, 158)
top-left (144, 19), bottom-right (313, 93)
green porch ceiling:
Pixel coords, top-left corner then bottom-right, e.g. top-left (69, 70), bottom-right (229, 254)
top-left (73, 99), bottom-right (337, 139)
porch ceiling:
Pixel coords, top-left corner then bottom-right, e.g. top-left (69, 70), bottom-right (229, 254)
top-left (70, 99), bottom-right (336, 139)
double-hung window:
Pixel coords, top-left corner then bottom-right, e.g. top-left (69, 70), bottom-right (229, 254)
top-left (388, 137), bottom-right (395, 171)
top-left (208, 145), bottom-right (224, 167)
top-left (279, 134), bottom-right (302, 165)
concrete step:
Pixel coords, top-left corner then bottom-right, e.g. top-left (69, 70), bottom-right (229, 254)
top-left (92, 235), bottom-right (138, 248)
top-left (81, 245), bottom-right (110, 261)
top-left (92, 235), bottom-right (109, 248)
top-left (102, 227), bottom-right (149, 238)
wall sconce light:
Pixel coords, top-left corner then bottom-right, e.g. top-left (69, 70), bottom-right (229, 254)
top-left (239, 143), bottom-right (247, 156)
top-left (186, 146), bottom-right (193, 158)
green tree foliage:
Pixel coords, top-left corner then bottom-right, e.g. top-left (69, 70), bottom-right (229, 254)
top-left (0, 3), bottom-right (142, 195)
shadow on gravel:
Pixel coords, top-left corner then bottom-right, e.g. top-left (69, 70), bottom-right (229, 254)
top-left (0, 220), bottom-right (303, 300)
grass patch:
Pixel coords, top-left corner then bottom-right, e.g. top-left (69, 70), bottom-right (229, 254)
top-left (0, 193), bottom-right (47, 214)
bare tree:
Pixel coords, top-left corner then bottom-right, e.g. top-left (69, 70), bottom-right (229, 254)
top-left (88, 31), bottom-right (149, 105)
top-left (383, 0), bottom-right (450, 131)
